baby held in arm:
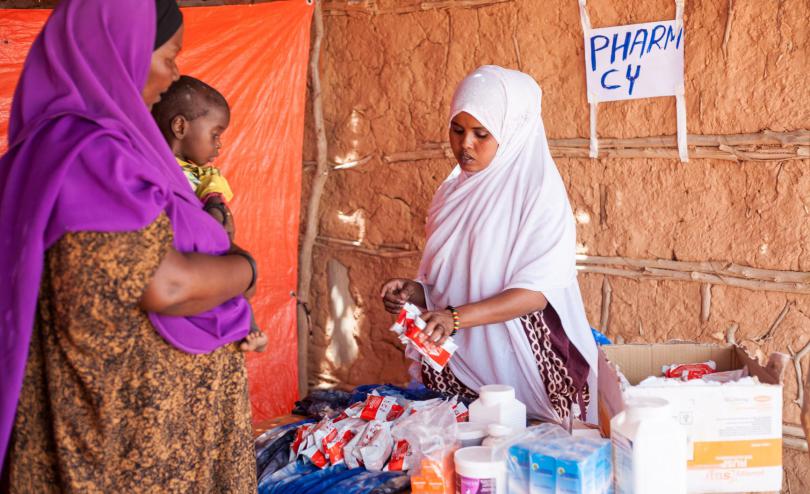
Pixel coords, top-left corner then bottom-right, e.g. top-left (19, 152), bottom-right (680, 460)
top-left (152, 75), bottom-right (267, 352)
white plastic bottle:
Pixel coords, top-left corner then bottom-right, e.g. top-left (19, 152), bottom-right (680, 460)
top-left (610, 396), bottom-right (687, 494)
top-left (481, 424), bottom-right (514, 448)
top-left (469, 384), bottom-right (527, 430)
top-left (455, 446), bottom-right (507, 493)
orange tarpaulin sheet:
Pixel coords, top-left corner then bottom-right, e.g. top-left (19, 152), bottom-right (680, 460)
top-left (0, 1), bottom-right (312, 423)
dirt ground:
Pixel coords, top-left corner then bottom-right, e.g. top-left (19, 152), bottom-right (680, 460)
top-left (302, 0), bottom-right (810, 489)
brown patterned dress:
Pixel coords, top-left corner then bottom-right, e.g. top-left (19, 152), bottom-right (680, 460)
top-left (3, 214), bottom-right (256, 493)
top-left (422, 305), bottom-right (590, 422)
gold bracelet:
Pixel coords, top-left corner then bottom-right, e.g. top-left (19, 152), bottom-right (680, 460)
top-left (446, 306), bottom-right (460, 336)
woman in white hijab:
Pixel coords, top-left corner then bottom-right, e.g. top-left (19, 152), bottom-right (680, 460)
top-left (381, 66), bottom-right (598, 423)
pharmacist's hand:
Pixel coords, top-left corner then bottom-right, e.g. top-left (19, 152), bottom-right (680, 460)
top-left (380, 278), bottom-right (422, 314)
top-left (419, 310), bottom-right (454, 348)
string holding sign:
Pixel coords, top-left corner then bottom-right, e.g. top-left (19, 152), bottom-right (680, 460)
top-left (577, 0), bottom-right (599, 157)
top-left (578, 0), bottom-right (688, 162)
top-left (674, 0), bottom-right (687, 161)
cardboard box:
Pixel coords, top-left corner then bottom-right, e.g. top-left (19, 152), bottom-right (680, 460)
top-left (598, 343), bottom-right (783, 493)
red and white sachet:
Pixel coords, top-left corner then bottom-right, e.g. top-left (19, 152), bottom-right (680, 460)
top-left (662, 360), bottom-right (717, 381)
top-left (452, 400), bottom-right (469, 422)
top-left (391, 303), bottom-right (458, 372)
top-left (359, 394), bottom-right (405, 422)
top-left (344, 420), bottom-right (392, 470)
top-left (384, 438), bottom-right (414, 471)
top-left (323, 418), bottom-right (365, 466)
top-left (296, 418), bottom-right (333, 467)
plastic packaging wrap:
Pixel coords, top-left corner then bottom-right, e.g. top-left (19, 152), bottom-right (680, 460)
top-left (700, 367), bottom-right (749, 383)
top-left (490, 423), bottom-right (569, 494)
top-left (406, 397), bottom-right (443, 414)
top-left (390, 401), bottom-right (459, 492)
top-left (527, 437), bottom-right (612, 494)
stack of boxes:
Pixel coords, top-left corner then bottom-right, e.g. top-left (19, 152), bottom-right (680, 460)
top-left (507, 437), bottom-right (613, 494)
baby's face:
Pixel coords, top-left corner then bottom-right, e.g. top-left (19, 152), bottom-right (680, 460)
top-left (182, 105), bottom-right (230, 165)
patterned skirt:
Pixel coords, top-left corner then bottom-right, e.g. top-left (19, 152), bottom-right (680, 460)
top-left (422, 305), bottom-right (590, 421)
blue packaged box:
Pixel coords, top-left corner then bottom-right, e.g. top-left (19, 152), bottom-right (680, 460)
top-left (524, 436), bottom-right (612, 494)
top-left (507, 443), bottom-right (532, 494)
top-left (529, 447), bottom-right (558, 494)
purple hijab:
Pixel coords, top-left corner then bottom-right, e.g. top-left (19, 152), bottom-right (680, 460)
top-left (0, 0), bottom-right (251, 466)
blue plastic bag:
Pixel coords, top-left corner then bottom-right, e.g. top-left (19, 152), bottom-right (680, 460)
top-left (349, 383), bottom-right (441, 405)
top-left (591, 328), bottom-right (611, 346)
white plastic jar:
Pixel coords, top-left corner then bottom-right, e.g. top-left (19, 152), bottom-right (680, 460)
top-left (456, 422), bottom-right (489, 448)
top-left (455, 446), bottom-right (507, 493)
top-left (481, 424), bottom-right (514, 448)
top-left (611, 396), bottom-right (687, 494)
top-left (469, 384), bottom-right (527, 430)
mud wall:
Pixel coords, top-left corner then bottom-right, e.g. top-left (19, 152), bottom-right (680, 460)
top-left (301, 0), bottom-right (809, 487)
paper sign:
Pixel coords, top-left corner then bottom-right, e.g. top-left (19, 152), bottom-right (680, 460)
top-left (584, 20), bottom-right (684, 103)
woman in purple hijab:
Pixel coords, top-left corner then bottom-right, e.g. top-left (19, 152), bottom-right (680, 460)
top-left (1, 0), bottom-right (256, 491)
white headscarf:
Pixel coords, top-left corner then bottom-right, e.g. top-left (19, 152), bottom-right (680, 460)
top-left (417, 66), bottom-right (598, 422)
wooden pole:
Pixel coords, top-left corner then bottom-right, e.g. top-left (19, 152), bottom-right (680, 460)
top-left (754, 301), bottom-right (791, 342)
top-left (577, 255), bottom-right (810, 283)
top-left (380, 130), bottom-right (809, 164)
top-left (700, 283), bottom-right (712, 323)
top-left (574, 254), bottom-right (810, 295)
top-left (322, 0), bottom-right (513, 16)
top-left (314, 238), bottom-right (420, 258)
top-left (803, 364), bottom-right (810, 460)
top-left (305, 130), bottom-right (808, 171)
top-left (722, 0), bottom-right (735, 58)
top-left (600, 278), bottom-right (612, 333)
top-left (296, 0), bottom-right (325, 398)
top-left (789, 341), bottom-right (810, 406)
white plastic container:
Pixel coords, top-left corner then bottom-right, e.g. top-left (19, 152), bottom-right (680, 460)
top-left (456, 422), bottom-right (489, 448)
top-left (481, 424), bottom-right (514, 448)
top-left (455, 446), bottom-right (507, 493)
top-left (611, 396), bottom-right (687, 494)
top-left (469, 384), bottom-right (527, 430)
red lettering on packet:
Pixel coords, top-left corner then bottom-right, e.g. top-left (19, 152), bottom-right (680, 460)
top-left (360, 395), bottom-right (404, 422)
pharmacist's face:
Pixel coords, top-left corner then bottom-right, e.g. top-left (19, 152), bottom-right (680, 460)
top-left (449, 112), bottom-right (499, 173)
